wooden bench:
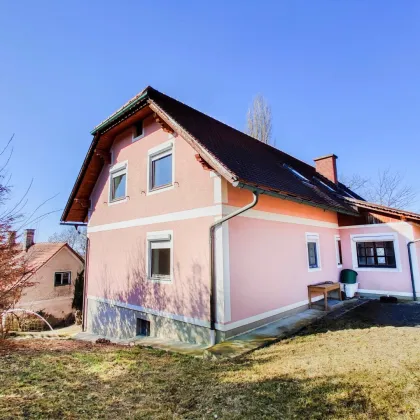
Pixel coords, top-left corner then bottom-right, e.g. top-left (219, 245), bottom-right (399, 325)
top-left (308, 282), bottom-right (342, 311)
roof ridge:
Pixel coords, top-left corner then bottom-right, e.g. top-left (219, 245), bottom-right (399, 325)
top-left (147, 87), bottom-right (317, 172)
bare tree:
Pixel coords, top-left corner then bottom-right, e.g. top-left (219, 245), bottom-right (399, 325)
top-left (0, 135), bottom-right (61, 335)
top-left (246, 94), bottom-right (273, 144)
top-left (340, 173), bottom-right (369, 192)
top-left (342, 168), bottom-right (417, 210)
top-left (49, 226), bottom-right (86, 257)
top-left (366, 168), bottom-right (417, 209)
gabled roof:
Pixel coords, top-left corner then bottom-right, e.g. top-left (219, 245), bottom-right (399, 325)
top-left (344, 197), bottom-right (420, 224)
top-left (21, 243), bottom-right (84, 274)
top-left (62, 86), bottom-right (417, 224)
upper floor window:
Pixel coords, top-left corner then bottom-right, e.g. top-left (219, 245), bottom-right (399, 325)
top-left (54, 271), bottom-right (71, 287)
top-left (132, 120), bottom-right (144, 142)
top-left (356, 241), bottom-right (396, 268)
top-left (109, 162), bottom-right (127, 203)
top-left (148, 141), bottom-right (174, 194)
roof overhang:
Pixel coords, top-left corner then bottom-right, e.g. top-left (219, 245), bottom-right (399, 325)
top-left (344, 197), bottom-right (420, 223)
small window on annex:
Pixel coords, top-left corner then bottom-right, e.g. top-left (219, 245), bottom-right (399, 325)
top-left (110, 166), bottom-right (127, 202)
top-left (356, 241), bottom-right (396, 268)
top-left (306, 233), bottom-right (321, 270)
top-left (54, 271), bottom-right (71, 287)
top-left (336, 237), bottom-right (343, 266)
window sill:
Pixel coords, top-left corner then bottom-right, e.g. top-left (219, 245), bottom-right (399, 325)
top-left (108, 197), bottom-right (128, 206)
top-left (354, 266), bottom-right (400, 273)
top-left (147, 184), bottom-right (174, 196)
top-left (54, 284), bottom-right (71, 287)
top-left (308, 267), bottom-right (322, 272)
top-left (132, 134), bottom-right (144, 143)
top-left (147, 276), bottom-right (172, 283)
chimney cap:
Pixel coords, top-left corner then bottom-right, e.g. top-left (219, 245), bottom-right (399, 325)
top-left (313, 154), bottom-right (338, 162)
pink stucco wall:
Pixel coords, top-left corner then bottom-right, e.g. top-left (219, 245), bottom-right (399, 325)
top-left (89, 116), bottom-right (214, 227)
top-left (87, 118), bottom-right (215, 321)
top-left (88, 218), bottom-right (211, 320)
top-left (18, 247), bottom-right (84, 318)
top-left (339, 224), bottom-right (413, 293)
top-left (226, 187), bottom-right (341, 323)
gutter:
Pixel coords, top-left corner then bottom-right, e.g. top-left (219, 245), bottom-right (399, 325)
top-left (236, 182), bottom-right (359, 217)
top-left (209, 191), bottom-right (259, 345)
top-left (407, 239), bottom-right (420, 301)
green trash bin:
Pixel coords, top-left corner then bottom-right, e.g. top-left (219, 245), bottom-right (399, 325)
top-left (340, 269), bottom-right (358, 284)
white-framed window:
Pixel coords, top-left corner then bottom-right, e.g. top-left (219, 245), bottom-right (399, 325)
top-left (54, 271), bottom-right (71, 287)
top-left (350, 233), bottom-right (401, 272)
top-left (132, 120), bottom-right (144, 142)
top-left (306, 233), bottom-right (321, 271)
top-left (335, 235), bottom-right (343, 267)
top-left (146, 231), bottom-right (173, 282)
top-left (108, 161), bottom-right (128, 204)
top-left (147, 141), bottom-right (174, 195)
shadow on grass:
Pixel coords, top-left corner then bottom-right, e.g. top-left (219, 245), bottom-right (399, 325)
top-left (300, 300), bottom-right (420, 336)
top-left (0, 341), bottom-right (393, 420)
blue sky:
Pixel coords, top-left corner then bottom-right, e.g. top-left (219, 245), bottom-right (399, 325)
top-left (1, 1), bottom-right (419, 241)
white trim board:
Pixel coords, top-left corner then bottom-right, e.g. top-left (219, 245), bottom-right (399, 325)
top-left (88, 205), bottom-right (340, 233)
top-left (223, 205), bottom-right (338, 229)
top-left (87, 294), bottom-right (323, 332)
top-left (87, 205), bottom-right (223, 233)
top-left (339, 222), bottom-right (410, 230)
top-left (358, 289), bottom-right (417, 298)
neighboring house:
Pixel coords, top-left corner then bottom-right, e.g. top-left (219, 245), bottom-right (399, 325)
top-left (61, 86), bottom-right (420, 345)
top-left (16, 229), bottom-right (84, 323)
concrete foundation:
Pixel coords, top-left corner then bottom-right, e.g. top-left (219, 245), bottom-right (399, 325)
top-left (87, 298), bottom-right (211, 345)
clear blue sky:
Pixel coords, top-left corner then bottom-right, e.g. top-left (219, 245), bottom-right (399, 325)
top-left (1, 1), bottom-right (419, 241)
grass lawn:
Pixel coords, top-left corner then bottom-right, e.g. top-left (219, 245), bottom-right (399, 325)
top-left (1, 302), bottom-right (420, 419)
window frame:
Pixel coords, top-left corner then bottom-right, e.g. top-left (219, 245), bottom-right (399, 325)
top-left (146, 230), bottom-right (173, 283)
top-left (147, 140), bottom-right (174, 195)
top-left (306, 233), bottom-right (322, 272)
top-left (108, 161), bottom-right (128, 205)
top-left (350, 233), bottom-right (401, 272)
top-left (132, 120), bottom-right (144, 142)
top-left (335, 235), bottom-right (343, 267)
top-left (54, 271), bottom-right (71, 287)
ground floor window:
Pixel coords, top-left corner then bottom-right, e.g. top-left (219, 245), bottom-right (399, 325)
top-left (306, 233), bottom-right (321, 271)
top-left (335, 235), bottom-right (343, 266)
top-left (54, 271), bottom-right (71, 286)
top-left (356, 241), bottom-right (396, 268)
top-left (147, 231), bottom-right (173, 281)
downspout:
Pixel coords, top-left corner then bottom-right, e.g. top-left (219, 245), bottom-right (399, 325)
top-left (82, 236), bottom-right (90, 331)
top-left (209, 190), bottom-right (259, 345)
top-left (407, 239), bottom-right (420, 301)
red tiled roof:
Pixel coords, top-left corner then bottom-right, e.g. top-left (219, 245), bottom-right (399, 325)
top-left (62, 86), bottom-right (420, 223)
top-left (344, 198), bottom-right (420, 223)
top-left (20, 243), bottom-right (83, 273)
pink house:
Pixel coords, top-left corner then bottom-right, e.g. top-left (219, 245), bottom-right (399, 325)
top-left (62, 87), bottom-right (420, 345)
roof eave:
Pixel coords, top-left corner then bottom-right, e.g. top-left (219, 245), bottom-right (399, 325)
top-left (91, 90), bottom-right (149, 135)
top-left (236, 182), bottom-right (360, 217)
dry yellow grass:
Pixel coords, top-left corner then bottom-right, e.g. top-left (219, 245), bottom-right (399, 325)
top-left (1, 312), bottom-right (420, 419)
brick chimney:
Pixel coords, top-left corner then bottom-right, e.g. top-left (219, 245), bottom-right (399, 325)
top-left (22, 229), bottom-right (35, 252)
top-left (7, 231), bottom-right (16, 246)
top-left (314, 154), bottom-right (338, 184)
